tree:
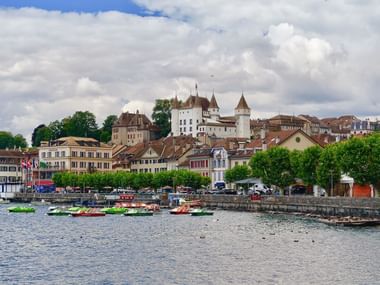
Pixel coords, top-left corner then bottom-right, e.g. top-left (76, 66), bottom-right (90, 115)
top-left (100, 115), bottom-right (117, 143)
top-left (13, 134), bottom-right (27, 148)
top-left (152, 99), bottom-right (171, 138)
top-left (32, 126), bottom-right (52, 147)
top-left (225, 165), bottom-right (251, 183)
top-left (317, 144), bottom-right (341, 191)
top-left (290, 150), bottom-right (303, 180)
top-left (250, 147), bottom-right (294, 189)
top-left (0, 131), bottom-right (27, 149)
top-left (62, 111), bottom-right (99, 139)
top-left (299, 146), bottom-right (322, 186)
top-left (48, 120), bottom-right (65, 140)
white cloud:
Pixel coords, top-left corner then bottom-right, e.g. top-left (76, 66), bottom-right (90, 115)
top-left (0, 1), bottom-right (379, 144)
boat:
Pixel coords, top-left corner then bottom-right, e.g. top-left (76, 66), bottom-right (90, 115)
top-left (0, 198), bottom-right (10, 204)
top-left (190, 208), bottom-right (214, 216)
top-left (124, 208), bottom-right (153, 217)
top-left (47, 208), bottom-right (72, 216)
top-left (68, 207), bottom-right (89, 212)
top-left (71, 209), bottom-right (106, 217)
top-left (8, 206), bottom-right (35, 213)
top-left (31, 199), bottom-right (51, 206)
top-left (145, 204), bottom-right (160, 212)
top-left (169, 205), bottom-right (190, 215)
top-left (100, 207), bottom-right (127, 214)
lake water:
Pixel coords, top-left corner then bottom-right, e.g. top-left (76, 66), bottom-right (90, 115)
top-left (0, 204), bottom-right (379, 285)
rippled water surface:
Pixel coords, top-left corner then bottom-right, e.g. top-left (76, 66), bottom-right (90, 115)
top-left (0, 204), bottom-right (380, 285)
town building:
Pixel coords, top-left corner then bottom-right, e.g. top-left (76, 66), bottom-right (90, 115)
top-left (171, 89), bottom-right (251, 139)
top-left (39, 137), bottom-right (113, 179)
top-left (246, 129), bottom-right (323, 151)
top-left (122, 135), bottom-right (197, 173)
top-left (0, 150), bottom-right (23, 193)
top-left (112, 110), bottom-right (160, 146)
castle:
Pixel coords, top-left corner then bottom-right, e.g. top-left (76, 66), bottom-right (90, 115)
top-left (171, 89), bottom-right (251, 139)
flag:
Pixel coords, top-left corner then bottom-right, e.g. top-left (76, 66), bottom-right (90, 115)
top-left (21, 160), bottom-right (27, 169)
top-left (27, 160), bottom-right (32, 169)
top-left (39, 160), bottom-right (48, 169)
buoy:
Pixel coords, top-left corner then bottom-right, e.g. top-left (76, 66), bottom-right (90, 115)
top-left (312, 240), bottom-right (315, 243)
top-left (294, 240), bottom-right (299, 242)
top-left (262, 237), bottom-right (266, 239)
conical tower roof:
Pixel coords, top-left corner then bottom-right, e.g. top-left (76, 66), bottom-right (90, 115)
top-left (209, 92), bottom-right (219, 109)
top-left (235, 94), bottom-right (250, 110)
top-left (172, 96), bottom-right (180, 109)
top-left (194, 94), bottom-right (203, 108)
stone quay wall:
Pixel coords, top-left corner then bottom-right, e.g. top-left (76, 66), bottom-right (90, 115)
top-left (195, 195), bottom-right (380, 217)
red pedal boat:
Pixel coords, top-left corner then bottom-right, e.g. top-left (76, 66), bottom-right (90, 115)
top-left (71, 209), bottom-right (106, 217)
top-left (169, 205), bottom-right (190, 215)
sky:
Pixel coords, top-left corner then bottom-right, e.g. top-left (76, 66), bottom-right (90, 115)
top-left (1, 0), bottom-right (380, 143)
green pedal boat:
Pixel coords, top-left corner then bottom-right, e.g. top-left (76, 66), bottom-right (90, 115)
top-left (8, 206), bottom-right (36, 213)
top-left (101, 207), bottom-right (127, 214)
top-left (47, 208), bottom-right (72, 216)
top-left (124, 208), bottom-right (153, 217)
top-left (190, 208), bottom-right (214, 216)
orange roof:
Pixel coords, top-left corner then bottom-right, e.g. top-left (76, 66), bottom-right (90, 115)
top-left (235, 94), bottom-right (250, 110)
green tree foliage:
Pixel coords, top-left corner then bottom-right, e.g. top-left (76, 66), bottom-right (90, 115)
top-left (63, 111), bottom-right (99, 139)
top-left (316, 144), bottom-right (341, 190)
top-left (52, 170), bottom-right (209, 191)
top-left (298, 146), bottom-right (322, 186)
top-left (250, 147), bottom-right (294, 189)
top-left (0, 131), bottom-right (28, 149)
top-left (152, 99), bottom-right (171, 138)
top-left (100, 115), bottom-right (117, 143)
top-left (289, 150), bottom-right (303, 179)
top-left (337, 134), bottom-right (380, 186)
top-left (48, 120), bottom-right (65, 139)
top-left (225, 165), bottom-right (251, 183)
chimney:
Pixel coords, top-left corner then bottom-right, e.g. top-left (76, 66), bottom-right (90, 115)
top-left (260, 128), bottom-right (266, 140)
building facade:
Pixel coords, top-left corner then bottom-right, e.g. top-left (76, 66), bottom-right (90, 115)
top-left (171, 90), bottom-right (251, 139)
top-left (112, 111), bottom-right (160, 146)
top-left (39, 137), bottom-right (113, 179)
top-left (0, 150), bottom-right (23, 193)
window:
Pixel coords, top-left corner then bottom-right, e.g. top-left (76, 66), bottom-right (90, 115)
top-left (184, 127), bottom-right (186, 132)
top-left (47, 152), bottom-right (52, 158)
top-left (190, 127), bottom-right (192, 132)
top-left (88, 152), bottom-right (94, 158)
top-left (55, 151), bottom-right (59, 157)
top-left (80, 152), bottom-right (85, 158)
top-left (103, 163), bottom-right (109, 169)
top-left (184, 119), bottom-right (186, 125)
top-left (190, 119), bottom-right (192, 124)
top-left (104, 153), bottom-right (109, 159)
top-left (97, 162), bottom-right (102, 169)
top-left (41, 152), bottom-right (46, 158)
top-left (61, 151), bottom-right (66, 157)
top-left (71, 161), bottom-right (78, 168)
top-left (180, 120), bottom-right (182, 125)
top-left (180, 128), bottom-right (182, 132)
top-left (96, 152), bottom-right (101, 158)
top-left (60, 161), bottom-right (65, 169)
top-left (79, 162), bottom-right (86, 168)
top-left (72, 151), bottom-right (77, 157)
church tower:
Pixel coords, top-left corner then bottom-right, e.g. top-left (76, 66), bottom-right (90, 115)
top-left (234, 94), bottom-right (251, 139)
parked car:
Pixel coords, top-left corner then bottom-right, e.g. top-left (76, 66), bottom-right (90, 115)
top-left (284, 185), bottom-right (307, 195)
top-left (248, 183), bottom-right (272, 195)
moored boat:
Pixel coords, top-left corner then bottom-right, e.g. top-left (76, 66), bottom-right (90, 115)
top-left (145, 204), bottom-right (160, 212)
top-left (8, 206), bottom-right (36, 213)
top-left (47, 208), bottom-right (72, 216)
top-left (124, 208), bottom-right (153, 217)
top-left (0, 198), bottom-right (10, 204)
top-left (101, 207), bottom-right (127, 214)
top-left (71, 209), bottom-right (106, 217)
top-left (169, 205), bottom-right (190, 215)
top-left (190, 208), bottom-right (214, 216)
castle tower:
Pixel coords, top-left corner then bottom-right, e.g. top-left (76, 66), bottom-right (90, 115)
top-left (171, 96), bottom-right (180, 136)
top-left (208, 91), bottom-right (220, 121)
top-left (192, 91), bottom-right (203, 137)
top-left (234, 93), bottom-right (251, 139)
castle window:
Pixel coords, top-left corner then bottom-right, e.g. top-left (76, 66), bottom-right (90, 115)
top-left (184, 119), bottom-right (186, 125)
top-left (190, 127), bottom-right (192, 131)
top-left (190, 119), bottom-right (192, 125)
top-left (184, 127), bottom-right (186, 132)
top-left (180, 120), bottom-right (182, 125)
